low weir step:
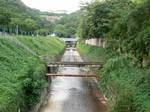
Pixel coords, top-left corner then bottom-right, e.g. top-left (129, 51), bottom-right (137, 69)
top-left (46, 73), bottom-right (98, 78)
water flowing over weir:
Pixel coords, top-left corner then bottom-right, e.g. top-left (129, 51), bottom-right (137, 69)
top-left (40, 48), bottom-right (103, 112)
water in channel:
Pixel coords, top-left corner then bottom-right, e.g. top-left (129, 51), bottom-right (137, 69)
top-left (40, 47), bottom-right (101, 112)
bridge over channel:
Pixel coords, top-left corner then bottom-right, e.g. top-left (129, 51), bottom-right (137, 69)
top-left (47, 61), bottom-right (103, 78)
top-left (59, 38), bottom-right (78, 47)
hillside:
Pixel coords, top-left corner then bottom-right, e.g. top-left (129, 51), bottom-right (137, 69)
top-left (0, 0), bottom-right (66, 35)
top-left (0, 36), bottom-right (65, 112)
top-left (54, 11), bottom-right (81, 38)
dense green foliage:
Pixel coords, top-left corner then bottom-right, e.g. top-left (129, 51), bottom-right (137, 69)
top-left (100, 56), bottom-right (150, 112)
top-left (0, 36), bottom-right (65, 112)
top-left (78, 0), bottom-right (150, 67)
top-left (77, 43), bottom-right (150, 112)
top-left (0, 0), bottom-right (63, 35)
top-left (77, 0), bottom-right (150, 111)
top-left (54, 11), bottom-right (81, 38)
top-left (78, 0), bottom-right (134, 38)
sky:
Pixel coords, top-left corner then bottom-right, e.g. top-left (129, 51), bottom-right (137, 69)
top-left (21, 0), bottom-right (91, 13)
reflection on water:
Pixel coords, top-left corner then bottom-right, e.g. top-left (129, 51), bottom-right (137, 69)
top-left (40, 48), bottom-right (100, 112)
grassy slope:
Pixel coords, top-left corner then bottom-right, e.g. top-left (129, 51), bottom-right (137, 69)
top-left (17, 36), bottom-right (65, 61)
top-left (0, 36), bottom-right (65, 112)
top-left (77, 43), bottom-right (150, 112)
top-left (77, 43), bottom-right (106, 62)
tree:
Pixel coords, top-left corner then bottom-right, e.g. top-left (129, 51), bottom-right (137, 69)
top-left (54, 11), bottom-right (81, 38)
top-left (78, 0), bottom-right (150, 66)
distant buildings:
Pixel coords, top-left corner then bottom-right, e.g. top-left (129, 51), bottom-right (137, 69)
top-left (48, 10), bottom-right (68, 14)
top-left (42, 10), bottom-right (67, 23)
top-left (45, 16), bottom-right (61, 23)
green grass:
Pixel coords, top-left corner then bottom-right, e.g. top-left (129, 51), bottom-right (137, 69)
top-left (77, 43), bottom-right (150, 112)
top-left (0, 36), bottom-right (65, 112)
top-left (77, 43), bottom-right (106, 62)
top-left (17, 36), bottom-right (65, 62)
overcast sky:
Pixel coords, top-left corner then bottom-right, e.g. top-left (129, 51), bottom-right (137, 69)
top-left (21, 0), bottom-right (91, 13)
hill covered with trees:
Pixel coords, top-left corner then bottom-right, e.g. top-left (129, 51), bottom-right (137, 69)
top-left (0, 0), bottom-right (64, 36)
top-left (54, 11), bottom-right (81, 38)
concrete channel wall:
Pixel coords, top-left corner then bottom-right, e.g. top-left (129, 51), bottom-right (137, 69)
top-left (30, 88), bottom-right (48, 112)
top-left (85, 38), bottom-right (106, 48)
top-left (30, 48), bottom-right (66, 112)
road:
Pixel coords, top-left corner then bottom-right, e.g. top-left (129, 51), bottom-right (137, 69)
top-left (40, 48), bottom-right (102, 112)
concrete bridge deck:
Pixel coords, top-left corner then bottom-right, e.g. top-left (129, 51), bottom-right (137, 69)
top-left (48, 61), bottom-right (104, 67)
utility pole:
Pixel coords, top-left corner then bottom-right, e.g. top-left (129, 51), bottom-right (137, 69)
top-left (36, 31), bottom-right (39, 37)
top-left (18, 108), bottom-right (20, 112)
top-left (16, 25), bottom-right (18, 36)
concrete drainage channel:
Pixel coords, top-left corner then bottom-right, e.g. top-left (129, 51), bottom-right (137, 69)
top-left (33, 47), bottom-right (107, 112)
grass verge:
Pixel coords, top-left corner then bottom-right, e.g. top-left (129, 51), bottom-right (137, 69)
top-left (77, 43), bottom-right (106, 62)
